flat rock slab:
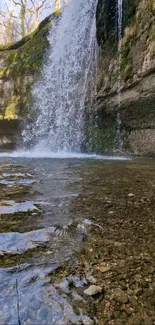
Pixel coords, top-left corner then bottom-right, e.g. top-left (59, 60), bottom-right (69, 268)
top-left (84, 285), bottom-right (103, 296)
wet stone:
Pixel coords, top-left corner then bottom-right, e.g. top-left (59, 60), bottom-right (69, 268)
top-left (143, 289), bottom-right (154, 298)
top-left (120, 281), bottom-right (127, 291)
top-left (97, 264), bottom-right (111, 273)
top-left (134, 275), bottom-right (142, 283)
top-left (86, 275), bottom-right (97, 284)
top-left (129, 315), bottom-right (143, 325)
top-left (147, 267), bottom-right (155, 274)
top-left (121, 305), bottom-right (133, 316)
top-left (113, 289), bottom-right (129, 304)
top-left (142, 281), bottom-right (149, 289)
top-left (148, 297), bottom-right (155, 306)
top-left (144, 316), bottom-right (153, 325)
top-left (32, 299), bottom-right (42, 311)
top-left (129, 296), bottom-right (138, 307)
top-left (134, 287), bottom-right (143, 296)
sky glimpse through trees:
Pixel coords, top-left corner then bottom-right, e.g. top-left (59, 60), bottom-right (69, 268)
top-left (0, 0), bottom-right (64, 44)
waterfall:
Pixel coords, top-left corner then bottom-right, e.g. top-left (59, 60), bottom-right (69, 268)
top-left (23, 0), bottom-right (97, 153)
top-left (116, 0), bottom-right (123, 150)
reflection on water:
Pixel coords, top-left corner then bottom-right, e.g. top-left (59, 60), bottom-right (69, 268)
top-left (0, 157), bottom-right (155, 324)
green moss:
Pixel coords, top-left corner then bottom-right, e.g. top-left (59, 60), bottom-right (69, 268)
top-left (123, 0), bottom-right (140, 28)
top-left (96, 0), bottom-right (140, 49)
top-left (84, 111), bottom-right (117, 154)
top-left (5, 102), bottom-right (19, 119)
top-left (120, 42), bottom-right (133, 80)
top-left (120, 57), bottom-right (133, 80)
top-left (0, 12), bottom-right (60, 79)
top-left (87, 126), bottom-right (116, 154)
top-left (5, 22), bottom-right (50, 77)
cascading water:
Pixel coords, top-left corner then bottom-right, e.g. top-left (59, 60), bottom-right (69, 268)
top-left (23, 0), bottom-right (97, 153)
top-left (116, 0), bottom-right (123, 150)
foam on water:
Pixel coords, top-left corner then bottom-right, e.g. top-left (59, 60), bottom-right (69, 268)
top-left (0, 150), bottom-right (129, 160)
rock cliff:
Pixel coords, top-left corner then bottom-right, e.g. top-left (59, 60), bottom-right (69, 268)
top-left (0, 15), bottom-right (55, 120)
top-left (0, 13), bottom-right (59, 150)
top-left (96, 0), bottom-right (155, 156)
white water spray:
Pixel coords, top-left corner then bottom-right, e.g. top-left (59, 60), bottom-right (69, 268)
top-left (116, 0), bottom-right (123, 150)
top-left (23, 0), bottom-right (97, 153)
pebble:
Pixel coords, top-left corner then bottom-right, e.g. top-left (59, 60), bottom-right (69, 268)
top-left (143, 289), bottom-right (154, 298)
top-left (97, 264), bottom-right (111, 273)
top-left (134, 287), bottom-right (143, 296)
top-left (84, 285), bottom-right (103, 296)
top-left (86, 275), bottom-right (97, 284)
top-left (120, 281), bottom-right (127, 291)
top-left (142, 281), bottom-right (149, 289)
top-left (147, 267), bottom-right (155, 274)
top-left (134, 274), bottom-right (142, 283)
top-left (128, 193), bottom-right (135, 197)
top-left (129, 296), bottom-right (138, 307)
top-left (55, 279), bottom-right (69, 292)
top-left (149, 297), bottom-right (155, 306)
top-left (113, 289), bottom-right (128, 304)
top-left (121, 305), bottom-right (133, 316)
top-left (131, 315), bottom-right (142, 325)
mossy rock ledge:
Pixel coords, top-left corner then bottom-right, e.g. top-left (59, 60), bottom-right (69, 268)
top-left (96, 0), bottom-right (155, 156)
top-left (0, 12), bottom-right (61, 121)
top-left (0, 12), bottom-right (61, 150)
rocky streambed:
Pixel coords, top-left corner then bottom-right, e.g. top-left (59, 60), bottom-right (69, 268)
top-left (0, 156), bottom-right (155, 324)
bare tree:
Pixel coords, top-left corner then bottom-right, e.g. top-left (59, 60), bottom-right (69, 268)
top-left (0, 2), bottom-right (19, 43)
top-left (11, 0), bottom-right (30, 37)
top-left (0, 0), bottom-right (68, 45)
top-left (29, 0), bottom-right (50, 29)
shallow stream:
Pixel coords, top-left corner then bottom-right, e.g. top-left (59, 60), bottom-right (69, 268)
top-left (0, 155), bottom-right (155, 324)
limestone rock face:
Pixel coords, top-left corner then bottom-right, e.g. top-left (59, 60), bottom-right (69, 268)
top-left (96, 0), bottom-right (155, 156)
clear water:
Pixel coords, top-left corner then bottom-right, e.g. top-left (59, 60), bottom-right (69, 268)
top-left (23, 0), bottom-right (97, 153)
